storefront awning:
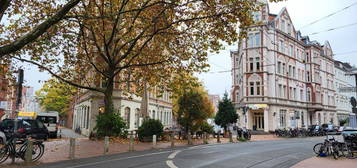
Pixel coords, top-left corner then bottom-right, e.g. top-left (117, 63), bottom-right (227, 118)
top-left (247, 104), bottom-right (268, 110)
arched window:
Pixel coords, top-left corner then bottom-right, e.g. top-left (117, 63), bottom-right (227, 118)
top-left (125, 107), bottom-right (131, 128)
top-left (135, 108), bottom-right (140, 128)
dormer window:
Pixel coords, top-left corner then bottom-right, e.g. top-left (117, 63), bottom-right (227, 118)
top-left (281, 19), bottom-right (286, 32)
top-left (287, 23), bottom-right (291, 35)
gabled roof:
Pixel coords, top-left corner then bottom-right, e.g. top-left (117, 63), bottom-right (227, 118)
top-left (270, 7), bottom-right (297, 35)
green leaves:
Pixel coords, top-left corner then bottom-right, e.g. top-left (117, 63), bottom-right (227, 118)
top-left (137, 119), bottom-right (164, 141)
top-left (215, 92), bottom-right (238, 130)
top-left (35, 78), bottom-right (76, 117)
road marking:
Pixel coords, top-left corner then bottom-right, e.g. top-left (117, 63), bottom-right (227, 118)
top-left (65, 150), bottom-right (172, 168)
top-left (168, 150), bottom-right (181, 159)
top-left (166, 160), bottom-right (178, 168)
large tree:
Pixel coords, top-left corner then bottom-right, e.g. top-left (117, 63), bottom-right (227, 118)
top-left (35, 78), bottom-right (77, 118)
top-left (0, 0), bottom-right (80, 58)
top-left (215, 92), bottom-right (238, 133)
top-left (9, 0), bottom-right (262, 116)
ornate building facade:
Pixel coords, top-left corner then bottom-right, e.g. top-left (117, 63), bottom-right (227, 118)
top-left (231, 2), bottom-right (338, 132)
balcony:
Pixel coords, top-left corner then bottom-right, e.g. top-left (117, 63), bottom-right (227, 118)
top-left (307, 102), bottom-right (323, 111)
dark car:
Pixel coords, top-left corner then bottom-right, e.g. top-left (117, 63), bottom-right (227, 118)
top-left (0, 119), bottom-right (49, 141)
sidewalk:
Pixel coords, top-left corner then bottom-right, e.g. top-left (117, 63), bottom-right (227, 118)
top-left (2, 134), bottom-right (282, 166)
top-left (291, 156), bottom-right (357, 168)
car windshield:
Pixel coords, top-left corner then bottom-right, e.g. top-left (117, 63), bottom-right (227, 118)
top-left (37, 116), bottom-right (57, 124)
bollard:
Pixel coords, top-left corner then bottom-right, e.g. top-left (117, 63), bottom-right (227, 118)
top-left (129, 134), bottom-right (134, 152)
top-left (25, 140), bottom-right (33, 164)
top-left (170, 133), bottom-right (175, 148)
top-left (69, 138), bottom-right (75, 159)
top-left (104, 136), bottom-right (109, 154)
top-left (203, 132), bottom-right (208, 144)
top-left (229, 131), bottom-right (233, 143)
top-left (217, 131), bottom-right (221, 143)
top-left (152, 135), bottom-right (157, 148)
top-left (187, 132), bottom-right (193, 145)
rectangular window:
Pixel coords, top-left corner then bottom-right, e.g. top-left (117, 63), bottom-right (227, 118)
top-left (282, 63), bottom-right (286, 75)
top-left (248, 33), bottom-right (254, 47)
top-left (307, 88), bottom-right (311, 102)
top-left (256, 82), bottom-right (261, 95)
top-left (301, 112), bottom-right (305, 126)
top-left (300, 89), bottom-right (303, 101)
top-left (292, 67), bottom-right (296, 78)
top-left (288, 65), bottom-right (292, 77)
top-left (278, 84), bottom-right (282, 97)
top-left (249, 57), bottom-right (254, 72)
top-left (293, 88), bottom-right (297, 100)
top-left (283, 85), bottom-right (287, 98)
top-left (250, 82), bottom-right (255, 95)
top-left (280, 40), bottom-right (284, 53)
top-left (289, 87), bottom-right (292, 99)
top-left (255, 33), bottom-right (260, 47)
top-left (281, 19), bottom-right (286, 32)
top-left (277, 62), bottom-right (281, 74)
top-left (289, 45), bottom-right (293, 56)
top-left (279, 110), bottom-right (287, 128)
top-left (287, 23), bottom-right (291, 35)
top-left (307, 71), bottom-right (310, 82)
top-left (256, 57), bottom-right (260, 71)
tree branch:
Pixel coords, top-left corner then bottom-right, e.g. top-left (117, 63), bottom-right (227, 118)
top-left (0, 0), bottom-right (11, 22)
top-left (0, 0), bottom-right (80, 58)
top-left (13, 56), bottom-right (104, 93)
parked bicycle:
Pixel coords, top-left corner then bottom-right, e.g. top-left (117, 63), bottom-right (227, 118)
top-left (313, 136), bottom-right (342, 159)
top-left (0, 132), bottom-right (45, 164)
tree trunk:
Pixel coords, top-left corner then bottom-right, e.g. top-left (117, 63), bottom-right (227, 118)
top-left (104, 77), bottom-right (114, 114)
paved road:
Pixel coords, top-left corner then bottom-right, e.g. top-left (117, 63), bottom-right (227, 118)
top-left (31, 137), bottom-right (322, 168)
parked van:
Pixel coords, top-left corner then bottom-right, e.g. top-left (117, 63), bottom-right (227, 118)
top-left (37, 112), bottom-right (59, 138)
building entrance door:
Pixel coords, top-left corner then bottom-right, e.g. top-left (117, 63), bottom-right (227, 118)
top-left (253, 112), bottom-right (264, 130)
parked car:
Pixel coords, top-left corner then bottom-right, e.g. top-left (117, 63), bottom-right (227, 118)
top-left (322, 124), bottom-right (336, 132)
top-left (0, 119), bottom-right (49, 140)
top-left (213, 125), bottom-right (224, 136)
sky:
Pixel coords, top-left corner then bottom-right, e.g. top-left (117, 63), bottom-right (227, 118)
top-left (21, 0), bottom-right (357, 97)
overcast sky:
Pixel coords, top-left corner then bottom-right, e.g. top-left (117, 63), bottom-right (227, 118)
top-left (22, 0), bottom-right (357, 97)
top-left (197, 0), bottom-right (357, 97)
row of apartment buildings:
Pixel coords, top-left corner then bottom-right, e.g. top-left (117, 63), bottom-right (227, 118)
top-left (231, 1), bottom-right (356, 132)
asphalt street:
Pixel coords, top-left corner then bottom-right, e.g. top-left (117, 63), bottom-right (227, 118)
top-left (31, 137), bottom-right (323, 168)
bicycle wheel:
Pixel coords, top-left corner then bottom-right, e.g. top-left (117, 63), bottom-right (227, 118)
top-left (313, 143), bottom-right (324, 155)
top-left (20, 142), bottom-right (45, 162)
top-left (0, 144), bottom-right (10, 164)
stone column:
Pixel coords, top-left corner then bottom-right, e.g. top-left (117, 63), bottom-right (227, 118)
top-left (264, 108), bottom-right (269, 132)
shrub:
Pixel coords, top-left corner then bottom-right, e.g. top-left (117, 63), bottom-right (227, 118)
top-left (339, 118), bottom-right (349, 126)
top-left (138, 119), bottom-right (163, 141)
top-left (200, 122), bottom-right (214, 134)
top-left (94, 113), bottom-right (127, 138)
